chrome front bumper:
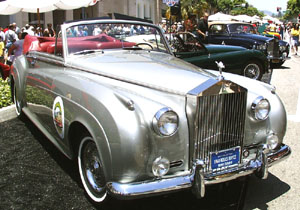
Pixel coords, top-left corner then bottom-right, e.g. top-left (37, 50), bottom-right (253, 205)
top-left (107, 144), bottom-right (291, 199)
top-left (268, 52), bottom-right (290, 63)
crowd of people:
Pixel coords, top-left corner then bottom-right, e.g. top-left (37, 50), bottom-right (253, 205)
top-left (284, 22), bottom-right (300, 56)
top-left (158, 13), bottom-right (209, 42)
top-left (1, 17), bottom-right (300, 71)
top-left (0, 22), bottom-right (56, 66)
top-left (263, 21), bottom-right (300, 55)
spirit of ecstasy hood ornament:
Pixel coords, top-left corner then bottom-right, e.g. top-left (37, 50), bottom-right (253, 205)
top-left (215, 61), bottom-right (225, 81)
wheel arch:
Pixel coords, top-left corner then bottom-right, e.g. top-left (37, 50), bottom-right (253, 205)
top-left (66, 115), bottom-right (113, 181)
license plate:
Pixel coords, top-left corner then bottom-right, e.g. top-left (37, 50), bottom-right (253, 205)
top-left (272, 59), bottom-right (280, 63)
top-left (211, 147), bottom-right (240, 170)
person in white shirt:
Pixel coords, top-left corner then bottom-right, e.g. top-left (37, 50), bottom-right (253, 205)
top-left (7, 32), bottom-right (27, 65)
top-left (93, 25), bottom-right (102, 35)
top-left (0, 27), bottom-right (5, 43)
top-left (4, 24), bottom-right (18, 50)
top-left (23, 24), bottom-right (35, 36)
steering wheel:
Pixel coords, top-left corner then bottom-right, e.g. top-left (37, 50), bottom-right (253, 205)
top-left (173, 35), bottom-right (187, 52)
top-left (134, 43), bottom-right (153, 50)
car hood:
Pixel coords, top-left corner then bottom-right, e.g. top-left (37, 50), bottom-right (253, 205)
top-left (68, 51), bottom-right (218, 95)
top-left (205, 44), bottom-right (246, 53)
top-left (230, 33), bottom-right (288, 46)
top-left (231, 32), bottom-right (271, 42)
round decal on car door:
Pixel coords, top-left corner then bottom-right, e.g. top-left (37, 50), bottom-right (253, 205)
top-left (52, 96), bottom-right (65, 139)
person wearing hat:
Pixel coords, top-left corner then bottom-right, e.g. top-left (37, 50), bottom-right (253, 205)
top-left (195, 12), bottom-right (209, 43)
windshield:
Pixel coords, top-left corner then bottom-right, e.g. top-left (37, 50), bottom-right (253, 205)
top-left (228, 24), bottom-right (256, 34)
top-left (65, 22), bottom-right (169, 55)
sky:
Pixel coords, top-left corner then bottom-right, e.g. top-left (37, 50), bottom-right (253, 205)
top-left (246, 0), bottom-right (288, 13)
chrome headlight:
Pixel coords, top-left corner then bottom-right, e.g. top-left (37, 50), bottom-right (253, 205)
top-left (280, 45), bottom-right (287, 52)
top-left (153, 107), bottom-right (179, 136)
top-left (251, 96), bottom-right (270, 120)
top-left (256, 44), bottom-right (267, 51)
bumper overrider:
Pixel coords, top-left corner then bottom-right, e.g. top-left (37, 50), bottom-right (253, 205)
top-left (107, 144), bottom-right (291, 199)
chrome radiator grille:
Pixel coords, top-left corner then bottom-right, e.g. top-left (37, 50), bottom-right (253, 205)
top-left (267, 39), bottom-right (280, 58)
top-left (195, 92), bottom-right (247, 172)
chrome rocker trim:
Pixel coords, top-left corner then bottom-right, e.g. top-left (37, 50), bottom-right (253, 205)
top-left (107, 144), bottom-right (291, 199)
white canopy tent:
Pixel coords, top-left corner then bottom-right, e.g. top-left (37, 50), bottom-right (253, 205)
top-left (0, 0), bottom-right (98, 26)
top-left (208, 12), bottom-right (234, 22)
top-left (0, 0), bottom-right (98, 14)
top-left (262, 15), bottom-right (282, 24)
top-left (252, 15), bottom-right (262, 24)
top-left (231, 15), bottom-right (260, 23)
top-left (208, 12), bottom-right (264, 24)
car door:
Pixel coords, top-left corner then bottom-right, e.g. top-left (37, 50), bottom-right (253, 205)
top-left (207, 24), bottom-right (230, 45)
top-left (25, 52), bottom-right (66, 141)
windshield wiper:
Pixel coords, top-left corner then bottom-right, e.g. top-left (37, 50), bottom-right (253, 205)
top-left (122, 46), bottom-right (143, 50)
top-left (73, 49), bottom-right (104, 55)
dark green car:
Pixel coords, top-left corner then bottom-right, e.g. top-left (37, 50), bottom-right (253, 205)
top-left (171, 32), bottom-right (269, 80)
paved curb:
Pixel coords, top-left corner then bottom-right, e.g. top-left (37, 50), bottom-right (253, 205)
top-left (0, 105), bottom-right (17, 123)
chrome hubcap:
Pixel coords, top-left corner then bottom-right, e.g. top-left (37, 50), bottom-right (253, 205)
top-left (244, 64), bottom-right (260, 80)
top-left (79, 138), bottom-right (106, 200)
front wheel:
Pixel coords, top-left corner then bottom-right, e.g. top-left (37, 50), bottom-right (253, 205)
top-left (243, 61), bottom-right (263, 80)
top-left (78, 135), bottom-right (107, 203)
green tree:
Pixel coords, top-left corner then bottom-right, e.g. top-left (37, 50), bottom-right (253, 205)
top-left (216, 0), bottom-right (234, 14)
top-left (180, 0), bottom-right (209, 19)
top-left (166, 0), bottom-right (263, 20)
top-left (231, 5), bottom-right (263, 17)
top-left (284, 0), bottom-right (300, 20)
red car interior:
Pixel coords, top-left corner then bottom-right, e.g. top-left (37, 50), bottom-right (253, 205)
top-left (23, 34), bottom-right (136, 55)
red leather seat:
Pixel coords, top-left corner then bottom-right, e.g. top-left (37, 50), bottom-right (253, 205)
top-left (23, 34), bottom-right (136, 55)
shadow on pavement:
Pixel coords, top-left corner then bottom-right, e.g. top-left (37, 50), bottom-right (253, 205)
top-left (243, 173), bottom-right (290, 210)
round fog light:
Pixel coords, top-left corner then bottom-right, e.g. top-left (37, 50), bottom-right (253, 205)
top-left (267, 133), bottom-right (279, 150)
top-left (152, 157), bottom-right (170, 177)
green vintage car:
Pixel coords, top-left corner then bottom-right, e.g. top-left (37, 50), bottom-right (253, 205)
top-left (171, 32), bottom-right (269, 80)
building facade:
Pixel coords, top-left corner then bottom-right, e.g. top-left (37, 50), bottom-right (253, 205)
top-left (0, 0), bottom-right (163, 30)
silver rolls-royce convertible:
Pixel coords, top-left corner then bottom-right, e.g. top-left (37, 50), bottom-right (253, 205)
top-left (10, 18), bottom-right (291, 203)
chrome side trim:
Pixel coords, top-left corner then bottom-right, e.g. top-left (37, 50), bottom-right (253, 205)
top-left (28, 51), bottom-right (65, 66)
